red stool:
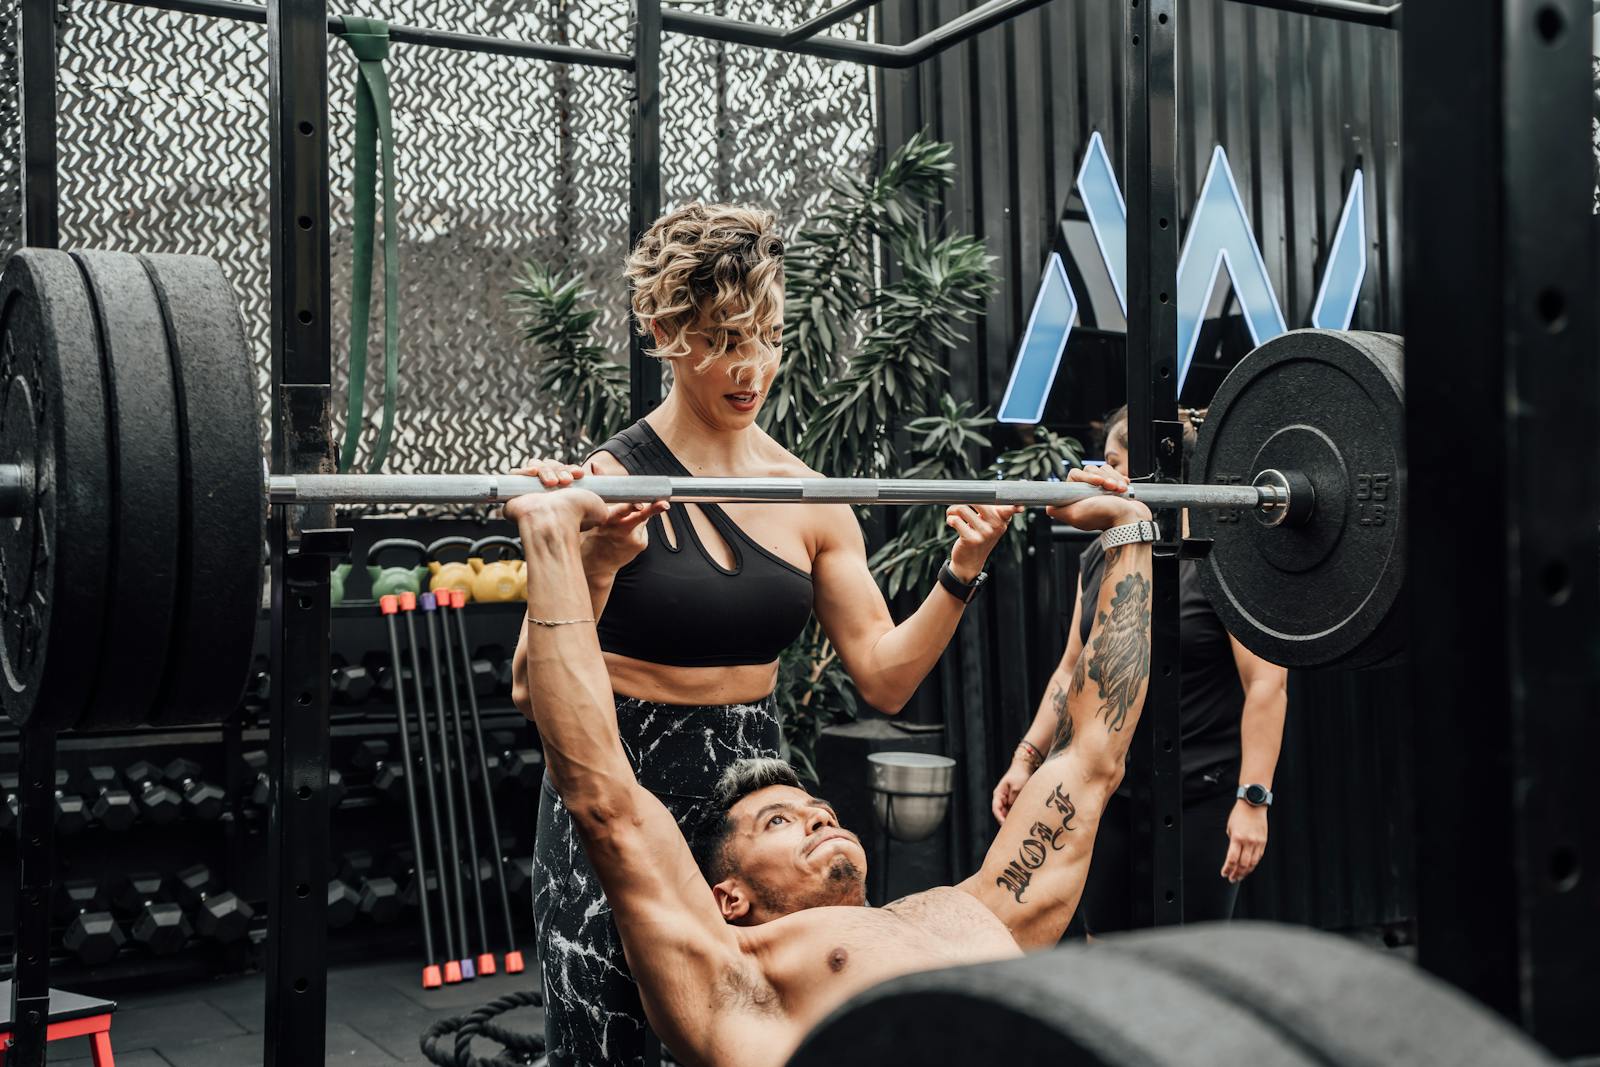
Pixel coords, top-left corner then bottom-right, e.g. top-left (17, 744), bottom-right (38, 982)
top-left (0, 980), bottom-right (117, 1066)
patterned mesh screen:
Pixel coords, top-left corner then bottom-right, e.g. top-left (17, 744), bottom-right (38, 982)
top-left (0, 0), bottom-right (873, 494)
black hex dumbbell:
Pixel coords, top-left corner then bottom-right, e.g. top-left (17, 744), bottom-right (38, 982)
top-left (173, 863), bottom-right (255, 945)
top-left (240, 655), bottom-right (271, 717)
top-left (485, 730), bottom-right (542, 789)
top-left (112, 872), bottom-right (191, 956)
top-left (163, 758), bottom-right (225, 821)
top-left (50, 770), bottom-right (89, 834)
top-left (0, 771), bottom-right (89, 834)
top-left (241, 750), bottom-right (271, 808)
top-left (78, 766), bottom-right (137, 832)
top-left (475, 644), bottom-right (513, 696)
top-left (501, 748), bottom-right (542, 790)
top-left (123, 761), bottom-right (183, 825)
top-left (338, 850), bottom-right (401, 925)
top-left (57, 879), bottom-right (127, 966)
top-left (361, 650), bottom-right (415, 702)
top-left (501, 855), bottom-right (535, 898)
top-left (351, 739), bottom-right (407, 803)
top-left (330, 655), bottom-right (374, 706)
top-left (327, 877), bottom-right (360, 929)
top-left (466, 656), bottom-right (497, 698)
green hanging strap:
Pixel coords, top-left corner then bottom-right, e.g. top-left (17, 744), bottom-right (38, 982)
top-left (337, 17), bottom-right (400, 473)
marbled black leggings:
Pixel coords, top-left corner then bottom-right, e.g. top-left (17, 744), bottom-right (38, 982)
top-left (533, 696), bottom-right (782, 1067)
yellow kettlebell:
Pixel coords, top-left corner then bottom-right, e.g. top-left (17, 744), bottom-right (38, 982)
top-left (427, 536), bottom-right (477, 603)
top-left (469, 536), bottom-right (525, 603)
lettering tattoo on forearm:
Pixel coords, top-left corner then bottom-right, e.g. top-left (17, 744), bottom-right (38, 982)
top-left (994, 784), bottom-right (1078, 903)
top-left (1080, 564), bottom-right (1151, 734)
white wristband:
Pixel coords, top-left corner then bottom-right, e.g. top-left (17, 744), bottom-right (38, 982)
top-left (1100, 519), bottom-right (1160, 549)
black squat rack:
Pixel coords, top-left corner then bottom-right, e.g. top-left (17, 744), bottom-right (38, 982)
top-left (8, 0), bottom-right (1599, 1062)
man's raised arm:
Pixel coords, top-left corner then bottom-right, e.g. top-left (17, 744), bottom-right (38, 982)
top-left (958, 469), bottom-right (1153, 948)
top-left (504, 489), bottom-right (751, 1062)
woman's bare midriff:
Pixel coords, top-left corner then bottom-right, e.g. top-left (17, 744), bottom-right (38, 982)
top-left (603, 651), bottom-right (781, 707)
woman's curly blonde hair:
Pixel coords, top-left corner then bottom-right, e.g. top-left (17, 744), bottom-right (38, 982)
top-left (625, 203), bottom-right (785, 389)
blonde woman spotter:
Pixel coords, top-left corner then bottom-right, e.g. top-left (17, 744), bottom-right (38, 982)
top-left (514, 204), bottom-right (1020, 1066)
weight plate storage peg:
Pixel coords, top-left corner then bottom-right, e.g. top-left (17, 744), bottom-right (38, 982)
top-left (0, 250), bottom-right (112, 730)
top-left (1188, 329), bottom-right (1407, 670)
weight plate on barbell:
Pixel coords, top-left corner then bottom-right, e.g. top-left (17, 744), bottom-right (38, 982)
top-left (1190, 329), bottom-right (1406, 670)
top-left (0, 251), bottom-right (111, 730)
top-left (72, 251), bottom-right (182, 730)
top-left (141, 254), bottom-right (263, 726)
top-left (1109, 922), bottom-right (1556, 1067)
top-left (786, 938), bottom-right (1319, 1067)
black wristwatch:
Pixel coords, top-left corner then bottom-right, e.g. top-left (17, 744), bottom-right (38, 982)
top-left (1237, 783), bottom-right (1273, 808)
top-left (937, 559), bottom-right (988, 604)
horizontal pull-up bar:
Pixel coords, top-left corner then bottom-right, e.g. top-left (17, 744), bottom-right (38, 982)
top-left (1221, 0), bottom-right (1399, 28)
top-left (663, 0), bottom-right (1053, 69)
top-left (110, 0), bottom-right (635, 68)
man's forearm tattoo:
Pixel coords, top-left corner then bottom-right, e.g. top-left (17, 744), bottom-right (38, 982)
top-left (994, 784), bottom-right (1078, 903)
top-left (1081, 568), bottom-right (1151, 733)
top-left (1047, 682), bottom-right (1074, 757)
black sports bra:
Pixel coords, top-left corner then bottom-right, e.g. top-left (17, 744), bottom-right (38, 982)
top-left (592, 421), bottom-right (815, 668)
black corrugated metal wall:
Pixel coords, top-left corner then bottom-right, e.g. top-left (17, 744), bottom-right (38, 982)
top-left (876, 0), bottom-right (1413, 931)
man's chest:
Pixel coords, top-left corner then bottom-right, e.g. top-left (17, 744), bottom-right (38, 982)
top-left (761, 892), bottom-right (1022, 1025)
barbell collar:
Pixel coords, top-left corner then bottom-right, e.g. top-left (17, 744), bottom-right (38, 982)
top-left (0, 462), bottom-right (30, 519)
top-left (265, 472), bottom-right (1285, 510)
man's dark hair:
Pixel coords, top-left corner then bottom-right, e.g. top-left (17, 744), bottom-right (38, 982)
top-left (690, 758), bottom-right (803, 884)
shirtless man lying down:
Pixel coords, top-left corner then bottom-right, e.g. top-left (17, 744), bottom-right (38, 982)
top-left (507, 465), bottom-right (1153, 1067)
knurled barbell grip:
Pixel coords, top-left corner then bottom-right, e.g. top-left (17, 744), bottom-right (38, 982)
top-left (262, 472), bottom-right (1289, 513)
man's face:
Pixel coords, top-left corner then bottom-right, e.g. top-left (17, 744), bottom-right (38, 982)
top-left (711, 785), bottom-right (868, 925)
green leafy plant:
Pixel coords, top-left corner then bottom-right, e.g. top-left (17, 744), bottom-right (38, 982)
top-left (509, 264), bottom-right (629, 455)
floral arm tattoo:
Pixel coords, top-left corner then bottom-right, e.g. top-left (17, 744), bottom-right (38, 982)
top-left (1078, 546), bottom-right (1152, 734)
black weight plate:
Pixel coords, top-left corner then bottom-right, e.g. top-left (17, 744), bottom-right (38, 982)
top-left (1189, 329), bottom-right (1405, 669)
top-left (786, 942), bottom-right (1319, 1067)
top-left (72, 251), bottom-right (182, 730)
top-left (1110, 922), bottom-right (1557, 1067)
top-left (139, 254), bottom-right (263, 726)
top-left (0, 250), bottom-right (111, 729)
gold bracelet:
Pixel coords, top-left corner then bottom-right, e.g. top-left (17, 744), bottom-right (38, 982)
top-left (1015, 739), bottom-right (1044, 769)
top-left (526, 615), bottom-right (596, 627)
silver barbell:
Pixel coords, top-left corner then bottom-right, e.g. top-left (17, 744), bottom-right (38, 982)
top-left (266, 468), bottom-right (1309, 525)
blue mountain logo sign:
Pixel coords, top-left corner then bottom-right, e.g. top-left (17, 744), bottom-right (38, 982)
top-left (997, 131), bottom-right (1368, 424)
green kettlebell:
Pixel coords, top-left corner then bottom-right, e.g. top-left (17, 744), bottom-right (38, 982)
top-left (365, 538), bottom-right (430, 599)
top-left (331, 562), bottom-right (352, 605)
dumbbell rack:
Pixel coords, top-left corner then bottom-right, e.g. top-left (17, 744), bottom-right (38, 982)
top-left (0, 571), bottom-right (540, 993)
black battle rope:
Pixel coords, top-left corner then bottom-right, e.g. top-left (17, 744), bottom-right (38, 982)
top-left (419, 989), bottom-right (547, 1067)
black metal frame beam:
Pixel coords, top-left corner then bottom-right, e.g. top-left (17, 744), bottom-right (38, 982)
top-left (1221, 0), bottom-right (1399, 28)
top-left (629, 0), bottom-right (663, 418)
top-left (8, 0), bottom-right (60, 1062)
top-left (782, 0), bottom-right (888, 43)
top-left (262, 0), bottom-right (334, 1063)
top-left (663, 0), bottom-right (1052, 68)
top-left (1124, 0), bottom-right (1184, 927)
top-left (109, 0), bottom-right (634, 68)
top-left (1404, 0), bottom-right (1600, 1057)
top-left (18, 0), bottom-right (58, 249)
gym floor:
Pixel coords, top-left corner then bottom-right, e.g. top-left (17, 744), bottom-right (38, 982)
top-left (40, 959), bottom-right (545, 1066)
